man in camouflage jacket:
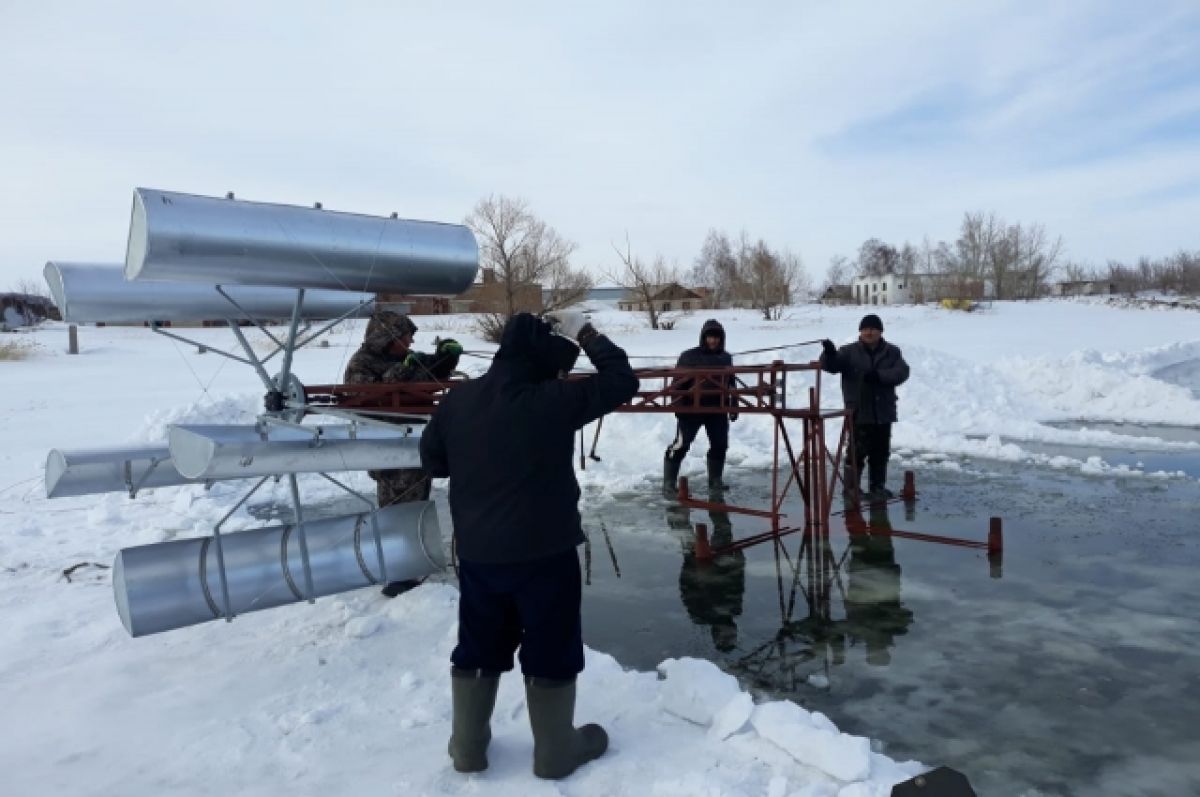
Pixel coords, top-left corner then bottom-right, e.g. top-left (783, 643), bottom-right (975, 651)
top-left (344, 309), bottom-right (429, 597)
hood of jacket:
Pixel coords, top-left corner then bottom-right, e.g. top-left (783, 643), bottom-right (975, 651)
top-left (699, 318), bottom-right (726, 351)
top-left (361, 310), bottom-right (418, 356)
top-left (494, 312), bottom-right (579, 381)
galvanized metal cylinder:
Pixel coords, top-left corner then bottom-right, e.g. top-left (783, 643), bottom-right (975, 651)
top-left (125, 188), bottom-right (479, 295)
top-left (44, 262), bottom-right (375, 324)
top-left (169, 423), bottom-right (422, 480)
top-left (45, 445), bottom-right (200, 499)
top-left (112, 501), bottom-right (444, 637)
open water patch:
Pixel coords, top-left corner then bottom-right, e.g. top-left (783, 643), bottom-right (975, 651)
top-left (577, 464), bottom-right (1200, 797)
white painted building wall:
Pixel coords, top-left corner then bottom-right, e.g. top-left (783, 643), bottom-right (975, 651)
top-left (850, 273), bottom-right (914, 305)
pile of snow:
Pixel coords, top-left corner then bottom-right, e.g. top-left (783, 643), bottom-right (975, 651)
top-left (3, 299), bottom-right (1200, 794)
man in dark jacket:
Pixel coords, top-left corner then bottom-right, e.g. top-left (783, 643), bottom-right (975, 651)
top-left (345, 308), bottom-right (435, 597)
top-left (420, 311), bottom-right (638, 779)
top-left (663, 318), bottom-right (737, 496)
top-left (820, 314), bottom-right (910, 500)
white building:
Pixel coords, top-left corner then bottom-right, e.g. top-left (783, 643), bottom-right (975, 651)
top-left (849, 273), bottom-right (913, 306)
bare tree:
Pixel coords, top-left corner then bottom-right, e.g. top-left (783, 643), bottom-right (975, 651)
top-left (542, 259), bottom-right (594, 313)
top-left (465, 194), bottom-right (585, 340)
top-left (824, 255), bottom-right (851, 292)
top-left (856, 238), bottom-right (899, 277)
top-left (606, 237), bottom-right (680, 330)
top-left (739, 240), bottom-right (806, 319)
top-left (690, 229), bottom-right (739, 309)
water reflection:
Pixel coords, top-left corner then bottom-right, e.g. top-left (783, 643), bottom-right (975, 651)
top-left (670, 500), bottom-right (746, 652)
top-left (666, 495), bottom-right (915, 684)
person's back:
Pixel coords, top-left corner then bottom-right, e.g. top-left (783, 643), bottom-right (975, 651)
top-left (421, 311), bottom-right (637, 780)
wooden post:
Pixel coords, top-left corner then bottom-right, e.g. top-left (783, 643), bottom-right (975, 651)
top-left (68, 324), bottom-right (78, 355)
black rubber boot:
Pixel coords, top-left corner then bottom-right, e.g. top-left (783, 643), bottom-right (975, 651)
top-left (525, 677), bottom-right (608, 779)
top-left (663, 457), bottom-right (682, 499)
top-left (448, 668), bottom-right (501, 773)
top-left (706, 454), bottom-right (729, 491)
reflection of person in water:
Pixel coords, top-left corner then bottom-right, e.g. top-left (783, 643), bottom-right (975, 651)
top-left (673, 500), bottom-right (746, 653)
top-left (843, 500), bottom-right (915, 666)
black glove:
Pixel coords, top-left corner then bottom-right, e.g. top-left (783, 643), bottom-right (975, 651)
top-left (821, 339), bottom-right (836, 358)
top-left (729, 413), bottom-right (739, 422)
top-left (863, 370), bottom-right (881, 384)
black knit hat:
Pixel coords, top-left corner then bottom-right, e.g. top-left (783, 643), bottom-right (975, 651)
top-left (859, 314), bottom-right (883, 331)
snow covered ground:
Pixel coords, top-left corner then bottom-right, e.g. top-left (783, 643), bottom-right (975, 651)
top-left (2, 299), bottom-right (1199, 796)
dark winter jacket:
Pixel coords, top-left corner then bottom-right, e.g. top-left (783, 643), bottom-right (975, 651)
top-left (419, 315), bottom-right (639, 564)
top-left (820, 338), bottom-right (910, 424)
top-left (673, 319), bottom-right (735, 411)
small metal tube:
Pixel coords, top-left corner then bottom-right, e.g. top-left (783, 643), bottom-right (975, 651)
top-left (45, 445), bottom-right (201, 499)
top-left (168, 424), bottom-right (421, 480)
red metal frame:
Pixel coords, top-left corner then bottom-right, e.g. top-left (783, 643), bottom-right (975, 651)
top-left (303, 359), bottom-right (1000, 561)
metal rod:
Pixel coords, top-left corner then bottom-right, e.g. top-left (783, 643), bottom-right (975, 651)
top-left (287, 473), bottom-right (317, 602)
top-left (150, 325), bottom-right (253, 366)
top-left (226, 319), bottom-right (276, 391)
top-left (215, 285), bottom-right (284, 347)
top-left (128, 457), bottom-right (163, 498)
top-left (277, 289), bottom-right (306, 391)
top-left (293, 298), bottom-right (374, 350)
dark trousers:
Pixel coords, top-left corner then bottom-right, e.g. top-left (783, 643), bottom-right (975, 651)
top-left (452, 548), bottom-right (584, 680)
top-left (665, 415), bottom-right (729, 465)
top-left (848, 423), bottom-right (892, 491)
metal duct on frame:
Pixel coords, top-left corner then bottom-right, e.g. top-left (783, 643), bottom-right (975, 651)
top-left (45, 445), bottom-right (201, 499)
top-left (113, 502), bottom-right (445, 637)
top-left (124, 188), bottom-right (479, 295)
top-left (44, 262), bottom-right (375, 324)
top-left (169, 424), bottom-right (423, 480)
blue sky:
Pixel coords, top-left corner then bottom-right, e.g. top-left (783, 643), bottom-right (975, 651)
top-left (1, 0), bottom-right (1197, 288)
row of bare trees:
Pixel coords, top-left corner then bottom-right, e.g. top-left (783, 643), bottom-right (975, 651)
top-left (1065, 251), bottom-right (1200, 296)
top-left (467, 195), bottom-right (812, 337)
top-left (826, 212), bottom-right (1064, 301)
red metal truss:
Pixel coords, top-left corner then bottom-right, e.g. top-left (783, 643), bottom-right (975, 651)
top-left (302, 360), bottom-right (1000, 562)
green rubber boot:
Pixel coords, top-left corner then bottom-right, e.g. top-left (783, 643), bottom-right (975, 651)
top-left (448, 668), bottom-right (500, 773)
top-left (525, 677), bottom-right (608, 779)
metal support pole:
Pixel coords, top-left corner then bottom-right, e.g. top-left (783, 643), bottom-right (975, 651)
top-left (287, 473), bottom-right (317, 602)
top-left (151, 324), bottom-right (254, 366)
top-left (68, 324), bottom-right (78, 354)
top-left (226, 319), bottom-right (276, 391)
top-left (214, 285), bottom-right (284, 347)
top-left (278, 289), bottom-right (306, 392)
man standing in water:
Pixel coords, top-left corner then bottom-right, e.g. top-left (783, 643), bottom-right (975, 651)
top-left (820, 314), bottom-right (910, 500)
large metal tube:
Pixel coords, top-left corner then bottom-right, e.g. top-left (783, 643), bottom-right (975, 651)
top-left (45, 445), bottom-right (201, 499)
top-left (125, 188), bottom-right (479, 295)
top-left (44, 262), bottom-right (375, 324)
top-left (168, 424), bottom-right (422, 480)
top-left (113, 501), bottom-right (444, 637)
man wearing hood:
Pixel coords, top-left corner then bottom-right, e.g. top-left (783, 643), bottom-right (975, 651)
top-left (663, 318), bottom-right (737, 496)
top-left (344, 309), bottom-right (432, 597)
top-left (420, 311), bottom-right (638, 779)
top-left (820, 314), bottom-right (910, 500)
